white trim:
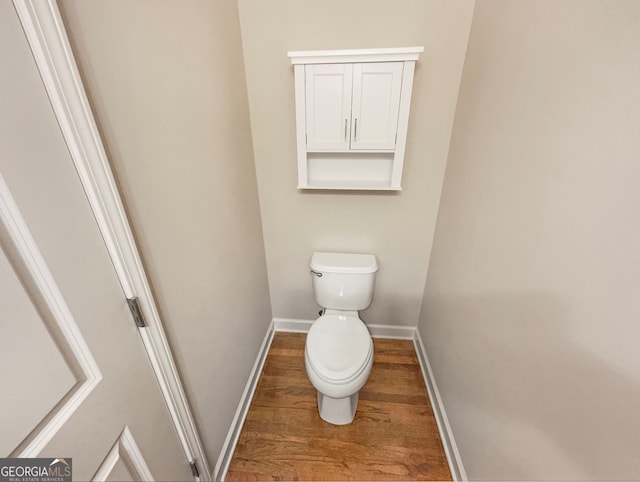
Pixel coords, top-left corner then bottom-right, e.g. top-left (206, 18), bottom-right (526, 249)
top-left (0, 173), bottom-right (102, 457)
top-left (288, 46), bottom-right (424, 64)
top-left (367, 323), bottom-right (415, 339)
top-left (93, 426), bottom-right (154, 482)
top-left (390, 60), bottom-right (415, 190)
top-left (414, 329), bottom-right (467, 481)
top-left (273, 317), bottom-right (314, 333)
top-left (293, 64), bottom-right (307, 187)
top-left (273, 317), bottom-right (416, 340)
top-left (14, 1), bottom-right (210, 479)
top-left (214, 322), bottom-right (275, 482)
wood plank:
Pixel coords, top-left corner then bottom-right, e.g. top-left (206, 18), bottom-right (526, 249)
top-left (227, 333), bottom-right (451, 481)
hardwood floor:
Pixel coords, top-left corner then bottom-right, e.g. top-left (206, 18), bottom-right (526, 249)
top-left (226, 332), bottom-right (451, 481)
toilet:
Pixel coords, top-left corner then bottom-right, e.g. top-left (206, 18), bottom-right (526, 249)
top-left (305, 251), bottom-right (378, 425)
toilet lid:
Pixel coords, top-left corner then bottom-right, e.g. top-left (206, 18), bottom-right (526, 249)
top-left (306, 314), bottom-right (372, 382)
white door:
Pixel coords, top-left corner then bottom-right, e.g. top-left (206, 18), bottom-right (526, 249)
top-left (305, 63), bottom-right (353, 150)
top-left (351, 62), bottom-right (404, 150)
top-left (1, 4), bottom-right (193, 481)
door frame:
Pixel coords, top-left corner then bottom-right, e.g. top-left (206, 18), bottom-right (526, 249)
top-left (13, 1), bottom-right (211, 479)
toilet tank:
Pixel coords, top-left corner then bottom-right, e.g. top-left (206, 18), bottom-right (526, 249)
top-left (310, 252), bottom-right (378, 311)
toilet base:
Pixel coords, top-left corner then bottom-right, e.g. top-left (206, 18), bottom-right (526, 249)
top-left (317, 390), bottom-right (359, 425)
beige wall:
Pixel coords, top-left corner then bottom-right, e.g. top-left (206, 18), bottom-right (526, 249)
top-left (419, 0), bottom-right (640, 479)
top-left (59, 0), bottom-right (271, 468)
top-left (237, 0), bottom-right (475, 326)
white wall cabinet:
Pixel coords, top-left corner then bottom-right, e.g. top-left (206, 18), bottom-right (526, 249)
top-left (305, 62), bottom-right (403, 151)
top-left (289, 47), bottom-right (423, 190)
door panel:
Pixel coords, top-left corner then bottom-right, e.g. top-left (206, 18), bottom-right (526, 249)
top-left (351, 62), bottom-right (404, 150)
top-left (0, 3), bottom-right (192, 481)
top-left (93, 427), bottom-right (155, 482)
top-left (105, 460), bottom-right (136, 482)
top-left (0, 246), bottom-right (76, 457)
top-left (305, 63), bottom-right (353, 150)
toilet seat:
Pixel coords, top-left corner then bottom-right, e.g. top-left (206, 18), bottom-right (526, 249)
top-left (306, 314), bottom-right (372, 383)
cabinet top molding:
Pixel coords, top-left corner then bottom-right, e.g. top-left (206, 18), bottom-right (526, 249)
top-left (288, 47), bottom-right (423, 65)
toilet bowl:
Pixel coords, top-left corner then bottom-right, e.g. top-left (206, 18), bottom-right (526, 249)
top-left (304, 252), bottom-right (378, 425)
top-left (305, 311), bottom-right (374, 425)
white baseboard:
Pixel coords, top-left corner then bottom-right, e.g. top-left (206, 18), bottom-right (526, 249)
top-left (414, 328), bottom-right (467, 481)
top-left (213, 321), bottom-right (275, 481)
top-left (272, 317), bottom-right (313, 333)
top-left (273, 317), bottom-right (416, 339)
top-left (366, 323), bottom-right (416, 339)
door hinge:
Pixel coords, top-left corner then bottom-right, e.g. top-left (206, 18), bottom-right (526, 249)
top-left (126, 297), bottom-right (146, 328)
top-left (189, 460), bottom-right (200, 478)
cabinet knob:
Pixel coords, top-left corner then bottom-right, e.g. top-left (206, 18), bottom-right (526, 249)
top-left (354, 118), bottom-right (358, 141)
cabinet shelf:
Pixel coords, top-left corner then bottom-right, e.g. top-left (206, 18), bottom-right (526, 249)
top-left (289, 47), bottom-right (422, 191)
top-left (306, 148), bottom-right (395, 154)
top-left (300, 180), bottom-right (402, 191)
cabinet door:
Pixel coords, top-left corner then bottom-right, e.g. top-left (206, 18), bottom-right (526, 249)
top-left (351, 62), bottom-right (404, 150)
top-left (305, 63), bottom-right (353, 150)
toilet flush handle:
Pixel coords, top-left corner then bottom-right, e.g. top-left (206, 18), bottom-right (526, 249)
top-left (310, 270), bottom-right (323, 277)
